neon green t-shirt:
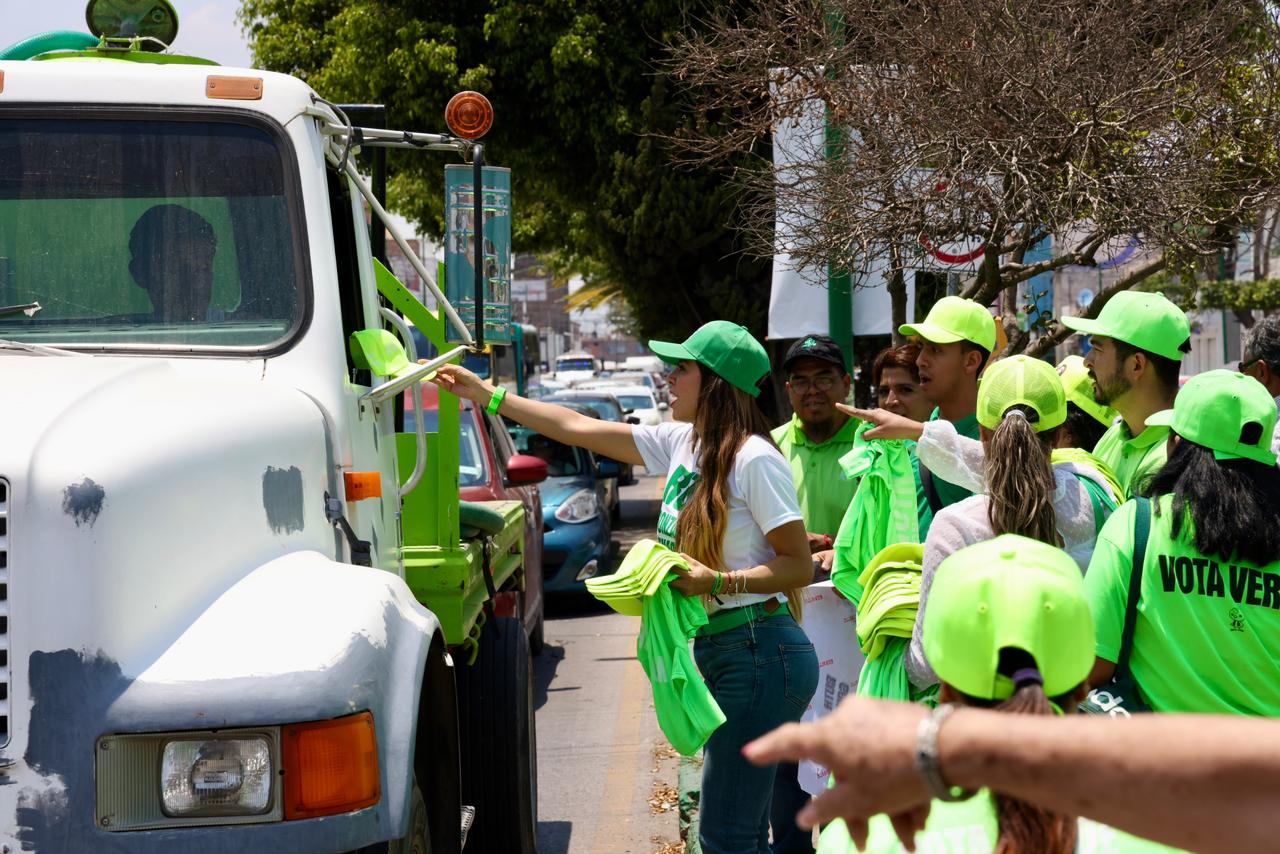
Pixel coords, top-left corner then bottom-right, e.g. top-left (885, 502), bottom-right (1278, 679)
top-left (818, 789), bottom-right (1188, 853)
top-left (636, 580), bottom-right (727, 754)
top-left (772, 414), bottom-right (863, 537)
top-left (1092, 419), bottom-right (1169, 497)
top-left (1085, 496), bottom-right (1280, 715)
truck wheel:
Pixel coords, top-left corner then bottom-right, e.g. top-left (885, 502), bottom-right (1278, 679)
top-left (457, 616), bottom-right (538, 854)
top-left (388, 776), bottom-right (430, 854)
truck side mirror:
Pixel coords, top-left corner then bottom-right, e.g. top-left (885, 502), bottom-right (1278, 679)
top-left (505, 454), bottom-right (548, 486)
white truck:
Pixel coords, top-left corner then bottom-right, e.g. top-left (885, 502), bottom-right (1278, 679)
top-left (0, 4), bottom-right (541, 852)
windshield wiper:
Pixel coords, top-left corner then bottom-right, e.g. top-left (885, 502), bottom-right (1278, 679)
top-left (0, 301), bottom-right (41, 318)
top-left (0, 338), bottom-right (84, 357)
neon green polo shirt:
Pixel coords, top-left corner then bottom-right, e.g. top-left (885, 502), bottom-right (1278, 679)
top-left (916, 409), bottom-right (980, 538)
top-left (772, 414), bottom-right (861, 537)
top-left (1092, 418), bottom-right (1169, 497)
top-left (818, 789), bottom-right (1186, 853)
top-left (1085, 496), bottom-right (1280, 716)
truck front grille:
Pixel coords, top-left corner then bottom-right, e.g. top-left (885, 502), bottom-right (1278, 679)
top-left (0, 478), bottom-right (9, 747)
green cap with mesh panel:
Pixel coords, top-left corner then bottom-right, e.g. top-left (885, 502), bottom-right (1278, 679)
top-left (649, 321), bottom-right (771, 398)
top-left (899, 296), bottom-right (997, 352)
top-left (924, 535), bottom-right (1095, 701)
top-left (976, 355), bottom-right (1067, 432)
top-left (1058, 291), bottom-right (1191, 362)
top-left (1056, 355), bottom-right (1118, 428)
top-left (1145, 369), bottom-right (1277, 466)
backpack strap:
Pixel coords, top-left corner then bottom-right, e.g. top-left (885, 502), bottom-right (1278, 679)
top-left (1115, 496), bottom-right (1151, 678)
top-left (918, 463), bottom-right (944, 514)
top-left (1078, 473), bottom-right (1113, 536)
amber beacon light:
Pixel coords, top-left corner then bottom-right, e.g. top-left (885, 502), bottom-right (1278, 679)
top-left (445, 91), bottom-right (494, 140)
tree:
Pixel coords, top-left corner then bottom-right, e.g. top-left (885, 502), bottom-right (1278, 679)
top-left (238, 0), bottom-right (771, 342)
top-left (665, 0), bottom-right (1280, 354)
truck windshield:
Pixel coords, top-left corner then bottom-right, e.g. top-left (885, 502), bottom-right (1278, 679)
top-left (0, 116), bottom-right (303, 350)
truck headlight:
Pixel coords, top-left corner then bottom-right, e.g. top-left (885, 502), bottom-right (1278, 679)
top-left (161, 737), bottom-right (273, 816)
top-left (554, 489), bottom-right (599, 523)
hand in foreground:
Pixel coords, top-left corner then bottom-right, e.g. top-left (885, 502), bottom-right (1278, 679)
top-left (812, 549), bottom-right (835, 583)
top-left (742, 696), bottom-right (932, 848)
top-left (807, 532), bottom-right (833, 553)
top-left (671, 553), bottom-right (718, 597)
top-left (837, 403), bottom-right (925, 442)
top-left (430, 363), bottom-right (493, 406)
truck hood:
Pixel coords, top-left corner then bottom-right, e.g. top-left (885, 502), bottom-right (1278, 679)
top-left (1, 355), bottom-right (337, 676)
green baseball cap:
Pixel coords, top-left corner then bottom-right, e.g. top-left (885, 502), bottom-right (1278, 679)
top-left (649, 321), bottom-right (771, 398)
top-left (1056, 355), bottom-right (1118, 427)
top-left (1145, 369), bottom-right (1278, 466)
top-left (924, 535), bottom-right (1095, 701)
top-left (899, 296), bottom-right (997, 352)
top-left (977, 355), bottom-right (1067, 432)
top-left (1059, 291), bottom-right (1191, 362)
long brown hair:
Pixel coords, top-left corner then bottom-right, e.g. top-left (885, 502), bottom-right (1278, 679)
top-left (970, 649), bottom-right (1082, 854)
top-left (675, 365), bottom-right (804, 619)
top-left (985, 407), bottom-right (1062, 547)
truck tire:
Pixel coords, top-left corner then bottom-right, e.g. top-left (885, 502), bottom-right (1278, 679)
top-left (388, 776), bottom-right (431, 854)
top-left (456, 616), bottom-right (538, 854)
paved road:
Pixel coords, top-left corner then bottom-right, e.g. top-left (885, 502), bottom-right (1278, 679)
top-left (534, 474), bottom-right (684, 854)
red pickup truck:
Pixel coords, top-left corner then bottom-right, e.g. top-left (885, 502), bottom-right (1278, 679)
top-left (406, 384), bottom-right (549, 652)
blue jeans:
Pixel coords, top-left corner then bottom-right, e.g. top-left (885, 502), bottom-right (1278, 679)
top-left (693, 611), bottom-right (819, 854)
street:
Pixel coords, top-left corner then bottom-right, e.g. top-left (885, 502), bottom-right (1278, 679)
top-left (534, 474), bottom-right (685, 854)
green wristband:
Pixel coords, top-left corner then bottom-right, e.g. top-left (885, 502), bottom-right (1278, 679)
top-left (486, 385), bottom-right (508, 415)
top-left (712, 571), bottom-right (723, 597)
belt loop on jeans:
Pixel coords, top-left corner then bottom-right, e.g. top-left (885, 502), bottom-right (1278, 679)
top-left (696, 597), bottom-right (789, 637)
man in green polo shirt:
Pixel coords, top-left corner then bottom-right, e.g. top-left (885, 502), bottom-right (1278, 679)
top-left (772, 333), bottom-right (860, 552)
top-left (1059, 291), bottom-right (1190, 496)
top-left (900, 296), bottom-right (995, 536)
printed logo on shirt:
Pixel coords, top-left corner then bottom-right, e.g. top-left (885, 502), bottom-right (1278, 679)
top-left (656, 464), bottom-right (700, 549)
top-left (1230, 607), bottom-right (1246, 633)
top-left (1156, 553), bottom-right (1280, 611)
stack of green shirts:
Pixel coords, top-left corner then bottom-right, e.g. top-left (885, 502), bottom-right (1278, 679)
top-left (830, 422), bottom-right (921, 606)
top-left (590, 539), bottom-right (727, 754)
top-left (585, 538), bottom-right (688, 615)
top-left (852, 544), bottom-right (923, 702)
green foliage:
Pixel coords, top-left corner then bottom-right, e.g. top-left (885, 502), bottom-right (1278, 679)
top-left (1139, 271), bottom-right (1280, 312)
top-left (238, 0), bottom-right (769, 340)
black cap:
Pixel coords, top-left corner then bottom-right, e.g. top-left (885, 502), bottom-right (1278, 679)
top-left (782, 334), bottom-right (847, 373)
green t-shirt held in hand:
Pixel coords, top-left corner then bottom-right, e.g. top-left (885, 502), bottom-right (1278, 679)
top-left (1085, 496), bottom-right (1280, 716)
top-left (636, 580), bottom-right (726, 755)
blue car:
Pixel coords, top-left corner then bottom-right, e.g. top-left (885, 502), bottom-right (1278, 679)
top-left (508, 425), bottom-right (621, 593)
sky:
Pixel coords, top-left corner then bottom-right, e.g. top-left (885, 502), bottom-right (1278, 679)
top-left (9, 0), bottom-right (253, 67)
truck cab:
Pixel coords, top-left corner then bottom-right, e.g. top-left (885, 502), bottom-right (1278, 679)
top-left (0, 8), bottom-right (539, 852)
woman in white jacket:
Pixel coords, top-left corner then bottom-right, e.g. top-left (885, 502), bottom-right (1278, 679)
top-left (842, 355), bottom-right (1118, 690)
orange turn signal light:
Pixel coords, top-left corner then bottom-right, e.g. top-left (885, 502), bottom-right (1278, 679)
top-left (344, 471), bottom-right (383, 501)
top-left (282, 711), bottom-right (380, 820)
top-left (206, 75), bottom-right (263, 100)
top-left (445, 91), bottom-right (494, 140)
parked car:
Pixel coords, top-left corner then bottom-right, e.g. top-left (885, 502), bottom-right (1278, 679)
top-left (507, 423), bottom-right (623, 592)
top-left (543, 390), bottom-right (639, 484)
top-left (405, 384), bottom-right (550, 652)
top-left (574, 383), bottom-right (665, 427)
top-left (511, 403), bottom-right (620, 519)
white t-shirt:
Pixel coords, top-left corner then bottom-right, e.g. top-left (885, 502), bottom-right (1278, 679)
top-left (632, 421), bottom-right (803, 613)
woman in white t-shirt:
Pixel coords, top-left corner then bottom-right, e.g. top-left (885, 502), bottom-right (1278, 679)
top-left (434, 320), bottom-right (817, 854)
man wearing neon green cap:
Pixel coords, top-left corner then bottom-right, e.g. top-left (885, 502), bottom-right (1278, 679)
top-left (1059, 291), bottom-right (1190, 496)
top-left (899, 296), bottom-right (996, 534)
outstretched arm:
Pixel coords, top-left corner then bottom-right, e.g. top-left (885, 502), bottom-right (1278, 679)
top-left (745, 696), bottom-right (1280, 854)
top-left (432, 364), bottom-right (645, 466)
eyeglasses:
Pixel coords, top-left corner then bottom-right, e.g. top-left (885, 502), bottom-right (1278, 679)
top-left (1240, 356), bottom-right (1265, 375)
top-left (788, 374), bottom-right (840, 394)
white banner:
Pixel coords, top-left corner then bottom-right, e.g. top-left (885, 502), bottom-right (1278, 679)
top-left (796, 582), bottom-right (865, 796)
